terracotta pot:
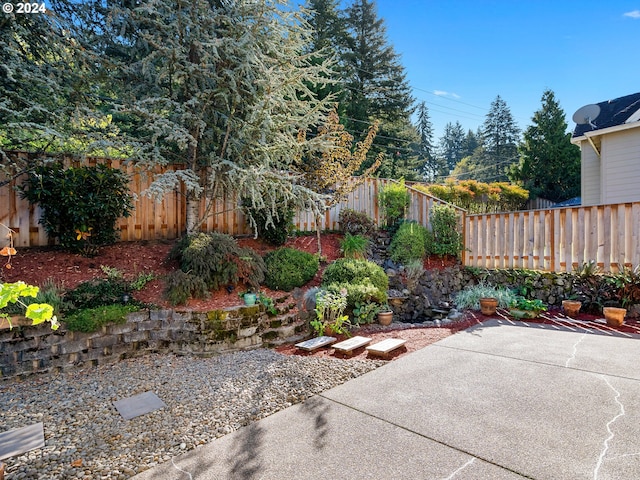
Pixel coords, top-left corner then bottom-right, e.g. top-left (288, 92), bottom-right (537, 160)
top-left (603, 307), bottom-right (626, 327)
top-left (562, 300), bottom-right (582, 318)
top-left (377, 311), bottom-right (393, 326)
top-left (479, 297), bottom-right (498, 316)
top-left (0, 461), bottom-right (4, 480)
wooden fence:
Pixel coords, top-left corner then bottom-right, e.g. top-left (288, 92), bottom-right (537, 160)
top-left (0, 156), bottom-right (451, 247)
top-left (465, 203), bottom-right (640, 273)
top-left (2, 154), bottom-right (639, 273)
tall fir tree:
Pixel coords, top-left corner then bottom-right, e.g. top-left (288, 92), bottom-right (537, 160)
top-left (415, 101), bottom-right (441, 181)
top-left (302, 0), bottom-right (348, 106)
top-left (342, 0), bottom-right (416, 177)
top-left (510, 89), bottom-right (580, 202)
top-left (479, 95), bottom-right (520, 182)
top-left (438, 121), bottom-right (466, 174)
top-left (63, 0), bottom-right (336, 234)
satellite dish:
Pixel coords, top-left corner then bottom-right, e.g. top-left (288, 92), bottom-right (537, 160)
top-left (572, 104), bottom-right (601, 129)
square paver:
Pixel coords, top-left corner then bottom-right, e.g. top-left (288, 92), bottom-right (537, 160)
top-left (113, 391), bottom-right (166, 420)
top-left (0, 423), bottom-right (45, 460)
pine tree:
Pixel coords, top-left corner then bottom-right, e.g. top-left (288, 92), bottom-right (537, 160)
top-left (342, 0), bottom-right (416, 176)
top-left (66, 0), bottom-right (336, 234)
top-left (479, 95), bottom-right (520, 182)
top-left (510, 89), bottom-right (580, 202)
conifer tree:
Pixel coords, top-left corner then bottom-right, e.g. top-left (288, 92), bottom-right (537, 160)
top-left (479, 95), bottom-right (520, 182)
top-left (510, 89), bottom-right (580, 202)
top-left (66, 0), bottom-right (336, 234)
top-left (439, 121), bottom-right (466, 173)
top-left (342, 0), bottom-right (416, 176)
top-left (415, 101), bottom-right (441, 181)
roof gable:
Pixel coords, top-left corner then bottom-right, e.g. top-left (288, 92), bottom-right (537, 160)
top-left (573, 92), bottom-right (640, 138)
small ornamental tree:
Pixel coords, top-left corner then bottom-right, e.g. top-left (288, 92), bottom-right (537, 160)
top-left (297, 108), bottom-right (382, 254)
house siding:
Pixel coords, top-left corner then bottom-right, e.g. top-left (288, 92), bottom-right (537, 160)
top-left (581, 140), bottom-right (601, 206)
top-left (601, 130), bottom-right (640, 204)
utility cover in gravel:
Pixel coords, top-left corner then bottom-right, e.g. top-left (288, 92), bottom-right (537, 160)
top-left (113, 391), bottom-right (165, 420)
top-left (0, 423), bottom-right (45, 460)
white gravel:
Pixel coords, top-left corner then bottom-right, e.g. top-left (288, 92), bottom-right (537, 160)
top-left (0, 350), bottom-right (384, 479)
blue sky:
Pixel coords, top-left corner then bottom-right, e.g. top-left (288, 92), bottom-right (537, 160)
top-left (373, 0), bottom-right (640, 138)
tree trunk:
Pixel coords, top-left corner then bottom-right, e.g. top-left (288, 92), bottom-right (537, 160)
top-left (315, 214), bottom-right (322, 257)
top-left (185, 198), bottom-right (201, 235)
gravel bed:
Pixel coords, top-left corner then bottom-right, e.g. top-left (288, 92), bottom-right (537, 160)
top-left (1, 350), bottom-right (385, 479)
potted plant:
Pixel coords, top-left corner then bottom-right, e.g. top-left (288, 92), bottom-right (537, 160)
top-left (239, 289), bottom-right (257, 306)
top-left (562, 299), bottom-right (582, 318)
top-left (376, 303), bottom-right (393, 326)
top-left (309, 289), bottom-right (352, 337)
top-left (603, 306), bottom-right (626, 327)
top-left (454, 282), bottom-right (516, 315)
top-left (508, 297), bottom-right (547, 319)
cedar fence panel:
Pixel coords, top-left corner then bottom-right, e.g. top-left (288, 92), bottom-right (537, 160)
top-left (465, 203), bottom-right (640, 273)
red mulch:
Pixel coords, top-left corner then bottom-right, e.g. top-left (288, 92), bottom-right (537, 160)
top-left (1, 234), bottom-right (343, 310)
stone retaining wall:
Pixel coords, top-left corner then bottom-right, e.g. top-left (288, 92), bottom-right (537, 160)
top-left (0, 301), bottom-right (310, 380)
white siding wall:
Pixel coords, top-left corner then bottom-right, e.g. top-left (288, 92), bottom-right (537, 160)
top-left (601, 129), bottom-right (640, 204)
top-left (581, 139), bottom-right (601, 206)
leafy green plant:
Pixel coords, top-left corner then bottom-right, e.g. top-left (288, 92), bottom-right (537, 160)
top-left (454, 283), bottom-right (516, 311)
top-left (164, 270), bottom-right (209, 306)
top-left (571, 261), bottom-right (618, 313)
top-left (340, 233), bottom-right (368, 260)
top-left (64, 304), bottom-right (139, 333)
top-left (389, 221), bottom-right (428, 264)
top-left (338, 208), bottom-right (375, 236)
top-left (309, 288), bottom-right (351, 337)
top-left (326, 282), bottom-right (387, 307)
top-left (352, 301), bottom-right (379, 325)
top-left (169, 233), bottom-right (266, 291)
top-left (130, 272), bottom-right (155, 291)
top-left (264, 247), bottom-right (319, 291)
top-left (19, 163), bottom-right (133, 253)
top-left (378, 179), bottom-right (410, 230)
top-left (257, 292), bottom-right (278, 315)
top-left (509, 296), bottom-right (547, 313)
top-left (612, 265), bottom-right (640, 308)
top-left (425, 204), bottom-right (464, 258)
top-left (0, 281), bottom-right (59, 330)
top-left (243, 200), bottom-right (295, 246)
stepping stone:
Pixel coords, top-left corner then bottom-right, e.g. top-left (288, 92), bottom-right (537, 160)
top-left (0, 423), bottom-right (45, 460)
top-left (332, 336), bottom-right (372, 355)
top-left (366, 338), bottom-right (407, 359)
top-left (113, 391), bottom-right (166, 420)
top-left (295, 336), bottom-right (337, 351)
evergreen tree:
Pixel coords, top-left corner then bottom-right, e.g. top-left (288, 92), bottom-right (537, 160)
top-left (415, 101), bottom-right (441, 181)
top-left (438, 121), bottom-right (466, 173)
top-left (0, 6), bottom-right (107, 185)
top-left (65, 0), bottom-right (336, 234)
top-left (461, 129), bottom-right (480, 159)
top-left (510, 89), bottom-right (580, 202)
top-left (479, 95), bottom-right (520, 182)
top-left (342, 0), bottom-right (416, 176)
top-left (302, 0), bottom-right (348, 105)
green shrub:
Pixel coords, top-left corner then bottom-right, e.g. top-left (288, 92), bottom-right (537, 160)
top-left (338, 208), bottom-right (375, 236)
top-left (322, 258), bottom-right (388, 291)
top-left (378, 179), bottom-right (410, 228)
top-left (389, 221), bottom-right (428, 264)
top-left (264, 247), bottom-right (319, 291)
top-left (64, 304), bottom-right (139, 333)
top-left (0, 278), bottom-right (68, 316)
top-left (66, 277), bottom-right (132, 310)
top-left (19, 163), bottom-right (133, 253)
top-left (426, 204), bottom-right (464, 258)
top-left (340, 233), bottom-right (368, 260)
top-left (326, 281), bottom-right (387, 307)
top-left (169, 233), bottom-right (266, 291)
top-left (244, 200), bottom-right (295, 246)
top-left (164, 270), bottom-right (209, 306)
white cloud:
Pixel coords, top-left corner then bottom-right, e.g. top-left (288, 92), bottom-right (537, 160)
top-left (623, 10), bottom-right (640, 18)
top-left (434, 90), bottom-right (461, 99)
